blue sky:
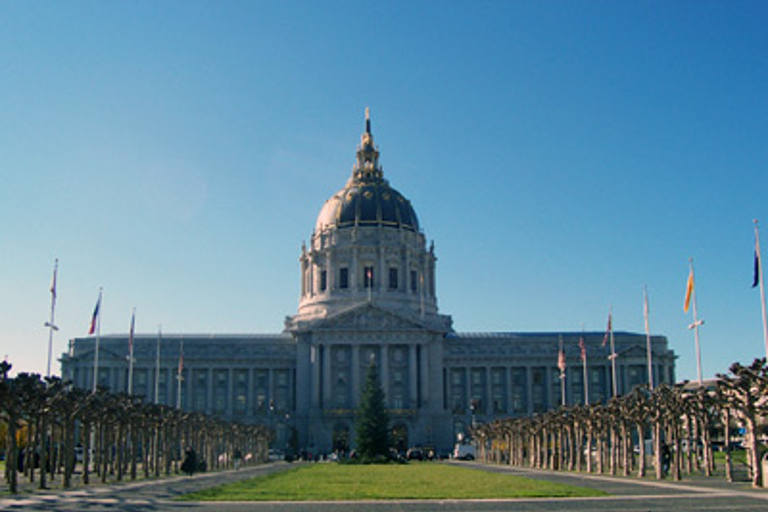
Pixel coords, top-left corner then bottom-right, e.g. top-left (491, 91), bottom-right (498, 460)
top-left (1, 1), bottom-right (767, 382)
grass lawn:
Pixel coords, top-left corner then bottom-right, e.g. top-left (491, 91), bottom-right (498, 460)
top-left (182, 463), bottom-right (607, 501)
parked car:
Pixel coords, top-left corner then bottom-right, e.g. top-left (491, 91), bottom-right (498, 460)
top-left (452, 444), bottom-right (476, 460)
top-left (406, 448), bottom-right (424, 461)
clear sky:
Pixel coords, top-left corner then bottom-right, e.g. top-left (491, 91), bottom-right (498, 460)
top-left (1, 1), bottom-right (767, 382)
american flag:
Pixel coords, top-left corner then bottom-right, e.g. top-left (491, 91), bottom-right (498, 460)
top-left (88, 292), bottom-right (101, 335)
top-left (602, 311), bottom-right (612, 347)
top-left (558, 349), bottom-right (566, 372)
top-left (128, 309), bottom-right (135, 354)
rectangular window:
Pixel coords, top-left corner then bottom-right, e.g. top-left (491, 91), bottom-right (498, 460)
top-left (410, 270), bottom-right (418, 292)
top-left (510, 367), bottom-right (527, 415)
top-left (450, 368), bottom-right (466, 414)
top-left (590, 367), bottom-right (606, 403)
top-left (320, 270), bottom-right (327, 292)
top-left (157, 369), bottom-right (168, 405)
top-left (135, 369), bottom-right (148, 398)
top-left (273, 369), bottom-right (292, 411)
top-left (254, 369), bottom-right (269, 414)
top-left (339, 268), bottom-right (349, 289)
top-left (470, 368), bottom-right (486, 414)
top-left (213, 369), bottom-right (228, 415)
top-left (233, 369), bottom-right (248, 415)
top-left (531, 367), bottom-right (547, 413)
top-left (571, 369), bottom-right (584, 405)
top-left (388, 267), bottom-right (398, 290)
top-left (364, 266), bottom-right (374, 288)
top-left (194, 369), bottom-right (208, 412)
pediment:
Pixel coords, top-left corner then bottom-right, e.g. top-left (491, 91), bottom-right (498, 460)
top-left (616, 344), bottom-right (651, 358)
top-left (314, 303), bottom-right (432, 332)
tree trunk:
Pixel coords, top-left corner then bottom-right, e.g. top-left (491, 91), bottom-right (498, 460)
top-left (743, 415), bottom-right (762, 488)
top-left (62, 417), bottom-right (75, 489)
top-left (83, 421), bottom-right (91, 485)
top-left (636, 423), bottom-right (646, 478)
top-left (7, 418), bottom-right (19, 493)
top-left (654, 421), bottom-right (663, 480)
top-left (38, 415), bottom-right (48, 489)
top-left (672, 423), bottom-right (682, 481)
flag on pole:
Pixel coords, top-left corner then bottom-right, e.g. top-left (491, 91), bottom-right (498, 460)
top-left (178, 343), bottom-right (184, 375)
top-left (558, 349), bottom-right (567, 372)
top-left (602, 311), bottom-right (612, 347)
top-left (88, 293), bottom-right (101, 335)
top-left (50, 259), bottom-right (58, 302)
top-left (128, 309), bottom-right (135, 354)
top-left (684, 266), bottom-right (695, 312)
top-left (753, 242), bottom-right (761, 288)
top-left (644, 287), bottom-right (650, 332)
top-left (579, 337), bottom-right (586, 361)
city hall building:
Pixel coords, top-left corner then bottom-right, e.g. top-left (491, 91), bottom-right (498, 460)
top-left (61, 113), bottom-right (677, 454)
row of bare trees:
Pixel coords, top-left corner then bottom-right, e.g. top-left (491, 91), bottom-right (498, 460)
top-left (0, 361), bottom-right (273, 493)
top-left (470, 358), bottom-right (768, 488)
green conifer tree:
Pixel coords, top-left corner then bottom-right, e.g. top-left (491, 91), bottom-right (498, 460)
top-left (355, 361), bottom-right (391, 462)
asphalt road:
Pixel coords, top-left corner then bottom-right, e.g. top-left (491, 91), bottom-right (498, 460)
top-left (2, 461), bottom-right (767, 512)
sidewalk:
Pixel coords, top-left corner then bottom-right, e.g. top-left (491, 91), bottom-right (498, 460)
top-left (1, 461), bottom-right (293, 503)
top-left (462, 461), bottom-right (768, 499)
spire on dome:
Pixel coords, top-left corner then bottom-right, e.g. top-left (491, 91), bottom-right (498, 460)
top-left (352, 107), bottom-right (383, 183)
top-left (360, 107), bottom-right (374, 150)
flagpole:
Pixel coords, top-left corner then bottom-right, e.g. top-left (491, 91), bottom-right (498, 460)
top-left (155, 325), bottom-right (162, 404)
top-left (687, 259), bottom-right (704, 385)
top-left (755, 220), bottom-right (768, 360)
top-left (92, 288), bottom-right (103, 393)
top-left (558, 335), bottom-right (566, 407)
top-left (127, 308), bottom-right (136, 395)
top-left (45, 259), bottom-right (59, 379)
top-left (644, 286), bottom-right (654, 390)
top-left (176, 337), bottom-right (184, 410)
top-left (580, 324), bottom-right (589, 405)
top-left (609, 308), bottom-right (618, 397)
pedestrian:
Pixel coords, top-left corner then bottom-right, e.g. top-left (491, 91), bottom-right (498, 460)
top-left (181, 447), bottom-right (197, 476)
top-left (661, 443), bottom-right (671, 477)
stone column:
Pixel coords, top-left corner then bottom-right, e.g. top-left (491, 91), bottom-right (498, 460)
top-left (322, 344), bottom-right (332, 407)
top-left (420, 344), bottom-right (429, 405)
top-left (409, 344), bottom-right (418, 407)
top-left (380, 345), bottom-right (389, 406)
top-left (525, 366), bottom-right (533, 416)
top-left (226, 368), bottom-right (234, 417)
top-left (311, 345), bottom-right (321, 408)
top-left (352, 344), bottom-right (360, 407)
top-left (246, 368), bottom-right (255, 419)
top-left (485, 366), bottom-right (493, 415)
top-left (206, 368), bottom-right (213, 415)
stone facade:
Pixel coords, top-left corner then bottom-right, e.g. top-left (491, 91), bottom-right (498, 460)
top-left (61, 112), bottom-right (676, 455)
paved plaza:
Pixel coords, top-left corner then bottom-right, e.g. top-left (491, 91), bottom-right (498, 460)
top-left (2, 462), bottom-right (768, 512)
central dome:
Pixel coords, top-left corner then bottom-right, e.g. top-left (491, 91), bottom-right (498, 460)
top-left (315, 182), bottom-right (419, 233)
top-left (292, 109), bottom-right (440, 325)
top-left (315, 110), bottom-right (419, 234)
